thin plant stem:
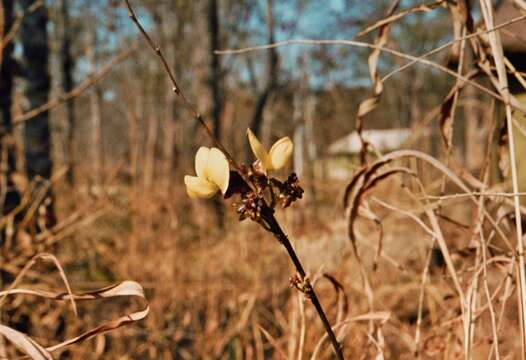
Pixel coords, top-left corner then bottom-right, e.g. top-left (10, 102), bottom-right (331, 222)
top-left (14, 43), bottom-right (137, 125)
top-left (479, 1), bottom-right (526, 357)
top-left (123, 0), bottom-right (239, 174)
top-left (123, 1), bottom-right (344, 358)
top-left (215, 38), bottom-right (526, 116)
top-left (381, 13), bottom-right (526, 82)
top-left (262, 205), bottom-right (345, 359)
top-left (215, 39), bottom-right (505, 104)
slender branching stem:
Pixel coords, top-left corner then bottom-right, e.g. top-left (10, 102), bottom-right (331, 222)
top-left (123, 0), bottom-right (240, 174)
top-left (123, 1), bottom-right (345, 357)
top-left (262, 205), bottom-right (345, 359)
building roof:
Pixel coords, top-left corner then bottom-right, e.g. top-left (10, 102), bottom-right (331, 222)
top-left (328, 128), bottom-right (411, 155)
top-left (494, 0), bottom-right (526, 53)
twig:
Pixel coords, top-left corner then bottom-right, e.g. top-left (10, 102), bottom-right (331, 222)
top-left (414, 247), bottom-right (434, 358)
top-left (123, 1), bottom-right (344, 358)
top-left (478, 203), bottom-right (501, 359)
top-left (123, 0), bottom-right (239, 173)
top-left (479, 1), bottom-right (526, 357)
top-left (381, 13), bottom-right (526, 82)
top-left (357, 0), bottom-right (445, 37)
top-left (215, 39), bottom-right (511, 107)
top-left (423, 191), bottom-right (526, 200)
top-left (13, 43), bottom-right (138, 125)
top-left (297, 293), bottom-right (306, 360)
top-left (0, 0), bottom-right (43, 51)
top-left (370, 197), bottom-right (435, 238)
top-left (0, 253), bottom-right (77, 315)
top-left (262, 205), bottom-right (345, 358)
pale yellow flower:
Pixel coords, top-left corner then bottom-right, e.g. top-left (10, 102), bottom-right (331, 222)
top-left (247, 128), bottom-right (293, 171)
top-left (184, 147), bottom-right (229, 198)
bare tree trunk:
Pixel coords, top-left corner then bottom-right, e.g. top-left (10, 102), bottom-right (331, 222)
top-left (293, 94), bottom-right (304, 179)
top-left (20, 0), bottom-right (54, 228)
top-left (291, 93), bottom-right (318, 226)
top-left (126, 90), bottom-right (140, 186)
top-left (0, 0), bottom-right (19, 222)
top-left (208, 0), bottom-right (224, 227)
top-left (0, 0), bottom-right (21, 293)
top-left (21, 0), bottom-right (52, 180)
top-left (143, 112), bottom-right (158, 191)
top-left (305, 95), bottom-right (317, 202)
top-left (409, 69), bottom-right (422, 126)
top-left (162, 64), bottom-right (178, 193)
top-left (208, 0), bottom-right (222, 140)
top-left (86, 23), bottom-right (104, 190)
top-left (249, 0), bottom-right (278, 138)
top-left (292, 94), bottom-right (305, 231)
top-left (160, 9), bottom-right (183, 194)
top-left (60, 0), bottom-right (76, 184)
top-left (161, 107), bottom-right (176, 191)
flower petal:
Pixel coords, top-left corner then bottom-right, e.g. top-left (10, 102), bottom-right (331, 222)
top-left (247, 128), bottom-right (272, 170)
top-left (195, 147), bottom-right (210, 179)
top-left (206, 148), bottom-right (230, 194)
top-left (269, 137), bottom-right (293, 170)
top-left (184, 175), bottom-right (218, 198)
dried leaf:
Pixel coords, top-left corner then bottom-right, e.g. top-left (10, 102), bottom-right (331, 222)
top-left (346, 165), bottom-right (412, 272)
top-left (446, 0), bottom-right (473, 67)
top-left (343, 159), bottom-right (393, 260)
top-left (439, 90), bottom-right (456, 150)
top-left (438, 69), bottom-right (479, 150)
top-left (0, 253), bottom-right (77, 316)
top-left (0, 325), bottom-right (53, 360)
top-left (498, 122), bottom-right (510, 178)
top-left (322, 273), bottom-right (349, 323)
top-left (342, 167), bottom-right (368, 209)
top-left (0, 280), bottom-right (148, 358)
top-left (355, 0), bottom-right (400, 164)
top-left (357, 0), bottom-right (444, 37)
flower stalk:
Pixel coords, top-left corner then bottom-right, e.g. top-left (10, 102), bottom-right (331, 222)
top-left (260, 204), bottom-right (345, 359)
top-left (123, 1), bottom-right (344, 357)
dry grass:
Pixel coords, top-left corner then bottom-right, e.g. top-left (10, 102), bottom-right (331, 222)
top-left (4, 173), bottom-right (523, 358)
top-left (2, 0), bottom-right (526, 358)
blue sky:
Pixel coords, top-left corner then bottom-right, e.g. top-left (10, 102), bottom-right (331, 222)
top-left (66, 0), bottom-right (451, 92)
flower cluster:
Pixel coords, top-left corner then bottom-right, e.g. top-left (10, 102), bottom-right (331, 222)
top-left (272, 173), bottom-right (304, 208)
top-left (246, 128), bottom-right (293, 173)
top-left (184, 147), bottom-right (229, 198)
top-left (184, 128), bottom-right (303, 221)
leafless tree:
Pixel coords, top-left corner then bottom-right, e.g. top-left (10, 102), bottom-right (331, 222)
top-left (248, 0), bottom-right (278, 139)
top-left (208, 0), bottom-right (225, 226)
top-left (59, 0), bottom-right (76, 184)
top-left (20, 0), bottom-right (54, 228)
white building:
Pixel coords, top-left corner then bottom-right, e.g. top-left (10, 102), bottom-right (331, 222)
top-left (328, 128), bottom-right (412, 155)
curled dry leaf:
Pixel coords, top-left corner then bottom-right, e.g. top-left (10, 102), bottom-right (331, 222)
top-left (345, 164), bottom-right (413, 268)
top-left (0, 281), bottom-right (148, 359)
top-left (357, 0), bottom-right (445, 37)
top-left (355, 0), bottom-right (400, 164)
top-left (446, 0), bottom-right (473, 67)
top-left (322, 273), bottom-right (349, 324)
top-left (0, 253), bottom-right (78, 316)
top-left (343, 159), bottom-right (395, 254)
top-left (438, 69), bottom-right (479, 151)
top-left (0, 324), bottom-right (53, 360)
top-left (359, 204), bottom-right (384, 271)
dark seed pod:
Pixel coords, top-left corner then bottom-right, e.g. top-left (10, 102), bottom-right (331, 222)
top-left (236, 191), bottom-right (264, 222)
top-left (272, 173), bottom-right (304, 208)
